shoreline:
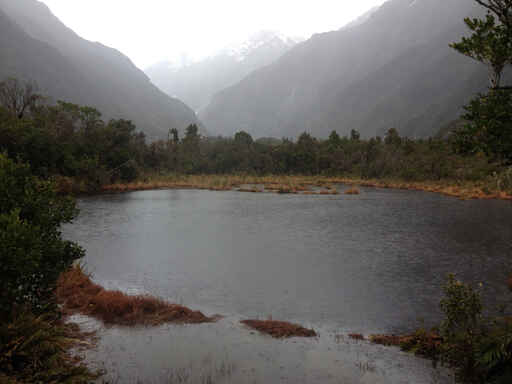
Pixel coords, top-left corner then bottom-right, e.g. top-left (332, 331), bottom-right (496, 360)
top-left (57, 266), bottom-right (318, 339)
top-left (57, 266), bottom-right (216, 326)
top-left (98, 174), bottom-right (512, 201)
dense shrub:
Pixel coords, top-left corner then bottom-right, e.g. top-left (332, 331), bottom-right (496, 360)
top-left (0, 154), bottom-right (84, 320)
top-left (437, 275), bottom-right (512, 383)
top-left (453, 90), bottom-right (512, 165)
top-left (440, 275), bottom-right (485, 382)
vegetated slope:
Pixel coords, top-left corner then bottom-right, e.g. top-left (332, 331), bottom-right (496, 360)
top-left (146, 31), bottom-right (300, 113)
top-left (0, 8), bottom-right (84, 103)
top-left (0, 0), bottom-right (199, 140)
top-left (200, 0), bottom-right (488, 138)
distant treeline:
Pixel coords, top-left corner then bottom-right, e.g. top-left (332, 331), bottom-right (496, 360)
top-left (0, 79), bottom-right (506, 192)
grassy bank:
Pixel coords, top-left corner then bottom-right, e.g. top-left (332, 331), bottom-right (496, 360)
top-left (99, 173), bottom-right (512, 200)
top-left (57, 266), bottom-right (216, 326)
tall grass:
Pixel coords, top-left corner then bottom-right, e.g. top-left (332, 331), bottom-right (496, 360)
top-left (0, 311), bottom-right (98, 384)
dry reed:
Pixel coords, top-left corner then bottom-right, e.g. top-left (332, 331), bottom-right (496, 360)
top-left (56, 266), bottom-right (213, 326)
top-left (348, 333), bottom-right (365, 341)
top-left (241, 319), bottom-right (317, 338)
top-left (344, 186), bottom-right (360, 195)
top-left (101, 174), bottom-right (512, 200)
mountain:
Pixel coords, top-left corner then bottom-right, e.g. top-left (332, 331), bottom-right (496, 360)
top-left (342, 5), bottom-right (381, 30)
top-left (0, 7), bottom-right (82, 104)
top-left (200, 0), bottom-right (490, 139)
top-left (145, 31), bottom-right (301, 113)
top-left (0, 0), bottom-right (199, 140)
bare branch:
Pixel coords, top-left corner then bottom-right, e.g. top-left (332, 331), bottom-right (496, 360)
top-left (474, 0), bottom-right (512, 29)
top-left (0, 78), bottom-right (42, 118)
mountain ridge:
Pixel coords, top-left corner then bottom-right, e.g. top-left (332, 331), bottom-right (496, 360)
top-left (145, 31), bottom-right (301, 113)
top-left (0, 0), bottom-right (200, 140)
top-left (200, 0), bottom-right (490, 139)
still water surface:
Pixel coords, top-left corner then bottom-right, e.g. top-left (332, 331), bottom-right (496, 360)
top-left (63, 187), bottom-right (512, 383)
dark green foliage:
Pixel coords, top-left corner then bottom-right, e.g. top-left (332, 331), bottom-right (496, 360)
top-left (440, 275), bottom-right (485, 383)
top-left (0, 97), bottom-right (147, 189)
top-left (0, 79), bottom-right (506, 187)
top-left (478, 323), bottom-right (512, 383)
top-left (450, 1), bottom-right (512, 165)
top-left (0, 155), bottom-right (84, 320)
top-left (450, 14), bottom-right (512, 88)
top-left (139, 123), bottom-right (500, 181)
top-left (453, 89), bottom-right (512, 164)
top-left (234, 131), bottom-right (253, 147)
top-left (436, 275), bottom-right (512, 383)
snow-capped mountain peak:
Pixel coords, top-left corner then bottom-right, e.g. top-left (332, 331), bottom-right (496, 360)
top-left (223, 30), bottom-right (303, 62)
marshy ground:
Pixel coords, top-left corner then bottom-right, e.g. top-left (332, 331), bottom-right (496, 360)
top-left (101, 174), bottom-right (512, 201)
top-left (58, 266), bottom-right (319, 339)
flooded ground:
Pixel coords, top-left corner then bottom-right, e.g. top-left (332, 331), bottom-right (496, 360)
top-left (63, 187), bottom-right (512, 383)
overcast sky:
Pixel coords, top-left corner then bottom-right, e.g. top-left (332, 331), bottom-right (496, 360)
top-left (39, 0), bottom-right (387, 69)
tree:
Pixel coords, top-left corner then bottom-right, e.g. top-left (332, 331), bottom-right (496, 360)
top-left (350, 129), bottom-right (361, 141)
top-left (385, 128), bottom-right (402, 147)
top-left (183, 124), bottom-right (200, 145)
top-left (0, 78), bottom-right (42, 119)
top-left (451, 14), bottom-right (512, 88)
top-left (295, 132), bottom-right (318, 174)
top-left (451, 1), bottom-right (512, 163)
top-left (234, 131), bottom-right (253, 147)
top-left (169, 128), bottom-right (179, 145)
top-left (475, 0), bottom-right (512, 30)
top-left (327, 130), bottom-right (342, 149)
top-left (181, 124), bottom-right (201, 173)
top-left (454, 89), bottom-right (512, 163)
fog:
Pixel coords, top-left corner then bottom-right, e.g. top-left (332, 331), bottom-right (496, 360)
top-left (39, 0), bottom-right (386, 68)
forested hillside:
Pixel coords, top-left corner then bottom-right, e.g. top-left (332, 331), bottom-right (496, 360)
top-left (0, 0), bottom-right (200, 140)
top-left (201, 0), bottom-right (490, 139)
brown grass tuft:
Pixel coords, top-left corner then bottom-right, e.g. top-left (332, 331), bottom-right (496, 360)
top-left (369, 334), bottom-right (403, 346)
top-left (319, 189), bottom-right (339, 195)
top-left (344, 186), bottom-right (360, 195)
top-left (56, 266), bottom-right (213, 326)
top-left (369, 332), bottom-right (442, 348)
top-left (238, 188), bottom-right (263, 193)
top-left (348, 333), bottom-right (365, 341)
top-left (241, 319), bottom-right (317, 338)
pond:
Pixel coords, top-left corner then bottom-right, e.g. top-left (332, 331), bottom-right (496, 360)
top-left (63, 187), bottom-right (512, 383)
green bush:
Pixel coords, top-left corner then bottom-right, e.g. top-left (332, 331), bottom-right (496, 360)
top-left (438, 275), bottom-right (512, 383)
top-left (440, 274), bottom-right (485, 382)
top-left (0, 154), bottom-right (84, 320)
top-left (453, 90), bottom-right (512, 165)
